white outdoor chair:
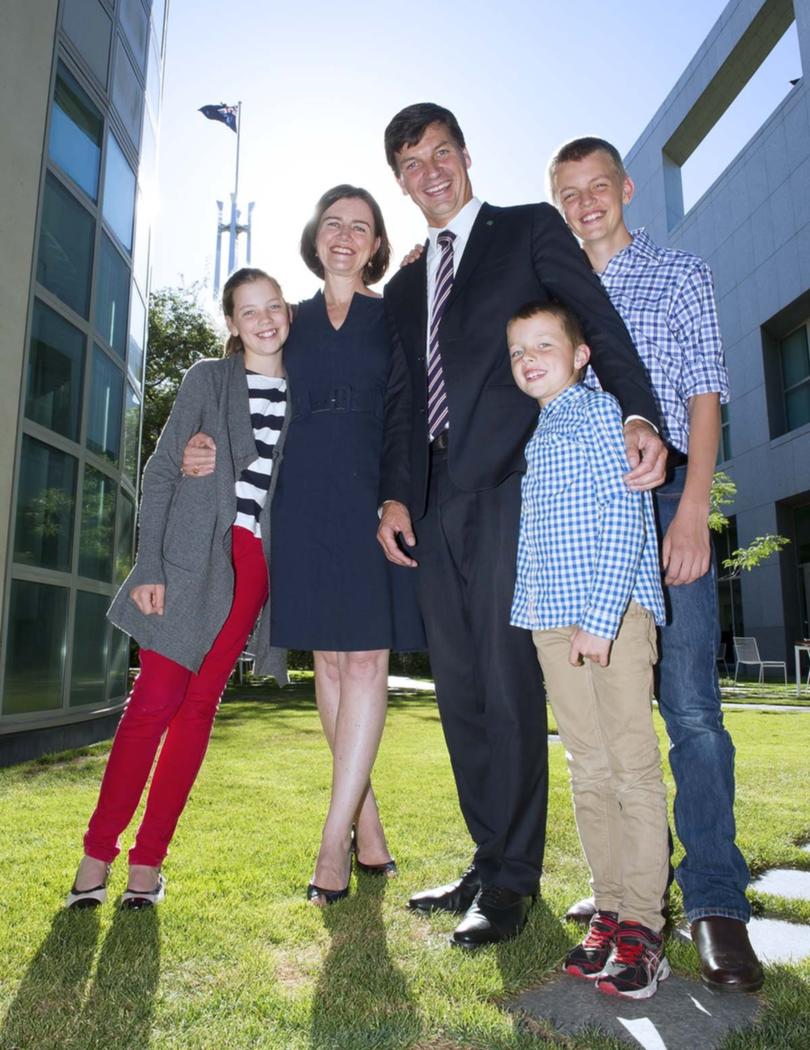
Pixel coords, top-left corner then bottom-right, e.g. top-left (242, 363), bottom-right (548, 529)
top-left (732, 636), bottom-right (787, 685)
top-left (716, 642), bottom-right (729, 678)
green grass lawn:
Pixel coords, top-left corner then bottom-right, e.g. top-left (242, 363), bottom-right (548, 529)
top-left (1, 676), bottom-right (808, 1049)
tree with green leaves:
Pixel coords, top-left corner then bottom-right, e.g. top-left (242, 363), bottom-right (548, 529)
top-left (142, 286), bottom-right (222, 471)
top-left (710, 471), bottom-right (789, 577)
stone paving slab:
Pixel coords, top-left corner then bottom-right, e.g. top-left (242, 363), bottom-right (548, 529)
top-left (746, 917), bottom-right (810, 963)
top-left (753, 868), bottom-right (810, 900)
top-left (510, 972), bottom-right (761, 1049)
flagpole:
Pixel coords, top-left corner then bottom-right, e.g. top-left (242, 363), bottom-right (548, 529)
top-left (234, 100), bottom-right (242, 202)
top-left (228, 101), bottom-right (242, 274)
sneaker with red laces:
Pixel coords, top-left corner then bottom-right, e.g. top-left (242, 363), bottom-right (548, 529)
top-left (564, 910), bottom-right (619, 979)
top-left (596, 920), bottom-right (670, 1000)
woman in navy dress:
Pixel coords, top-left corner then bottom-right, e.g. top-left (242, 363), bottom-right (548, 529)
top-left (270, 186), bottom-right (424, 903)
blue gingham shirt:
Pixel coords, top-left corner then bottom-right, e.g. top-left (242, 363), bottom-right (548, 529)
top-left (588, 228), bottom-right (729, 454)
top-left (511, 384), bottom-right (665, 639)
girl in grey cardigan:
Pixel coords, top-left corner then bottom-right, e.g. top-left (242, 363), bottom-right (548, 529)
top-left (67, 268), bottom-right (290, 910)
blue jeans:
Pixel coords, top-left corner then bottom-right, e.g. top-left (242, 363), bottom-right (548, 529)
top-left (654, 466), bottom-right (751, 924)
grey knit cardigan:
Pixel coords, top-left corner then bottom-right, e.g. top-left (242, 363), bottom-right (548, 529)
top-left (108, 353), bottom-right (289, 682)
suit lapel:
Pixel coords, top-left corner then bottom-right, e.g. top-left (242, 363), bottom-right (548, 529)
top-left (446, 203), bottom-right (496, 310)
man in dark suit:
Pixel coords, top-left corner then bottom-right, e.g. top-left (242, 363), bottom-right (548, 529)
top-left (377, 103), bottom-right (667, 949)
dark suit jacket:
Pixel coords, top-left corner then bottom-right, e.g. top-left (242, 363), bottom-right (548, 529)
top-left (381, 201), bottom-right (660, 520)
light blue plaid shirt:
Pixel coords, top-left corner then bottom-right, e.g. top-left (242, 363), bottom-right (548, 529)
top-left (589, 228), bottom-right (729, 454)
top-left (511, 384), bottom-right (665, 639)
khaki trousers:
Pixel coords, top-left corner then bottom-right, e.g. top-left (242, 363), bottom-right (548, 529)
top-left (533, 602), bottom-right (669, 932)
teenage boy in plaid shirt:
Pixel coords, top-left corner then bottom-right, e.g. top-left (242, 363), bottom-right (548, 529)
top-left (548, 137), bottom-right (763, 993)
top-left (509, 301), bottom-right (669, 1000)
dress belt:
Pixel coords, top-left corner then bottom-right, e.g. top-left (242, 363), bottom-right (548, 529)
top-left (430, 429), bottom-right (449, 455)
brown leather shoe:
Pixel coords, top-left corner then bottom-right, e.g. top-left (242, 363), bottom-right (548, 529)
top-left (565, 895), bottom-right (597, 925)
top-left (690, 917), bottom-right (764, 992)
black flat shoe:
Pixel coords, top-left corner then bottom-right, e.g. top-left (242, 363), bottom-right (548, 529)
top-left (351, 826), bottom-right (398, 877)
top-left (307, 881), bottom-right (349, 905)
top-left (121, 872), bottom-right (166, 910)
top-left (408, 863), bottom-right (481, 914)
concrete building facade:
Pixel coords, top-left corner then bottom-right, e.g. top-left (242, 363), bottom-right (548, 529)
top-left (0, 0), bottom-right (167, 764)
top-left (624, 0), bottom-right (810, 663)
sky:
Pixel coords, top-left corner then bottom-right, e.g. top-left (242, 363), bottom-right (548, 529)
top-left (148, 0), bottom-right (799, 308)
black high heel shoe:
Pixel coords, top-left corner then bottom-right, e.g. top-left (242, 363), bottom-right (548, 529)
top-left (351, 825), bottom-right (398, 878)
top-left (306, 881), bottom-right (349, 905)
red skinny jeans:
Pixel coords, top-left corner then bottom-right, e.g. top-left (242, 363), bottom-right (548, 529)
top-left (84, 526), bottom-right (268, 867)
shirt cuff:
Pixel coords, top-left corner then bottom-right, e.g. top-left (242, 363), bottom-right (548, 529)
top-left (624, 414), bottom-right (658, 433)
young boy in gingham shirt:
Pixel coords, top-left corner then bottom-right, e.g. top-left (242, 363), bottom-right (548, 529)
top-left (508, 300), bottom-right (669, 1000)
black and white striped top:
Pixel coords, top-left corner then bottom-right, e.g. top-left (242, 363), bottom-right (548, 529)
top-left (233, 372), bottom-right (287, 537)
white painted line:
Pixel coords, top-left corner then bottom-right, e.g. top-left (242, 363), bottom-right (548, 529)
top-left (689, 994), bottom-right (712, 1015)
top-left (618, 1017), bottom-right (669, 1050)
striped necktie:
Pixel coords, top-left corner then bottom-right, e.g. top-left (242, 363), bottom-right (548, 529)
top-left (427, 229), bottom-right (456, 440)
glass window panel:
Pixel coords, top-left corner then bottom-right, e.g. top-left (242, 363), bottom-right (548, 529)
top-left (79, 465), bottom-right (117, 581)
top-left (49, 64), bottom-right (103, 200)
top-left (122, 383), bottom-right (141, 485)
top-left (25, 300), bottom-right (85, 441)
top-left (4, 581), bottom-right (68, 714)
top-left (102, 134), bottom-right (136, 252)
top-left (128, 288), bottom-right (146, 382)
top-left (95, 233), bottom-right (130, 356)
top-left (120, 0), bottom-right (149, 71)
top-left (14, 436), bottom-right (77, 572)
top-left (132, 188), bottom-right (150, 293)
top-left (111, 38), bottom-right (143, 147)
top-left (87, 346), bottom-right (124, 463)
top-left (115, 491), bottom-right (136, 584)
top-left (61, 0), bottom-right (112, 88)
top-left (109, 627), bottom-right (130, 698)
top-left (781, 326), bottom-right (810, 388)
top-left (785, 382), bottom-right (810, 431)
top-left (37, 173), bottom-right (95, 317)
top-left (70, 591), bottom-right (110, 706)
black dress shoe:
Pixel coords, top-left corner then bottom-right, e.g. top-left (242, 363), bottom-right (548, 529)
top-left (408, 864), bottom-right (481, 914)
top-left (565, 895), bottom-right (597, 925)
top-left (450, 884), bottom-right (535, 949)
top-left (691, 917), bottom-right (764, 992)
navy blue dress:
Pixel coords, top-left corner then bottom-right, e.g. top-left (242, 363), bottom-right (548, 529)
top-left (270, 291), bottom-right (425, 652)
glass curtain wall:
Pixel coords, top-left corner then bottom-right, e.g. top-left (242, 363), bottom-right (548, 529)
top-left (1, 0), bottom-right (165, 727)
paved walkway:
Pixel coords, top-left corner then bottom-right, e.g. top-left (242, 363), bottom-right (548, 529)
top-left (388, 676), bottom-right (810, 713)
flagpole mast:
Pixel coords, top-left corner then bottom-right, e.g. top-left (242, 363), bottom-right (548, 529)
top-left (228, 100), bottom-right (242, 274)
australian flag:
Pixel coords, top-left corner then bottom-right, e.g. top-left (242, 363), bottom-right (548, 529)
top-left (199, 103), bottom-right (238, 133)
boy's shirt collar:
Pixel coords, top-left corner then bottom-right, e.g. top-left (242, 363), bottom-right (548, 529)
top-left (602, 227), bottom-right (661, 277)
top-left (538, 382), bottom-right (585, 421)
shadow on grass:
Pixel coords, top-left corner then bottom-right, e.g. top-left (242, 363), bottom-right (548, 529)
top-left (309, 877), bottom-right (422, 1050)
top-left (77, 907), bottom-right (160, 1050)
top-left (0, 907), bottom-right (160, 1050)
top-left (495, 897), bottom-right (570, 996)
top-left (0, 909), bottom-right (100, 1048)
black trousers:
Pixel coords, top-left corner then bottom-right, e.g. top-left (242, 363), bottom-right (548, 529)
top-left (414, 448), bottom-right (548, 895)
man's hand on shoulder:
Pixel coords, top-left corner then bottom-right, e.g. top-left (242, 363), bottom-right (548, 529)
top-left (377, 501), bottom-right (417, 567)
top-left (622, 419), bottom-right (666, 491)
top-left (399, 243), bottom-right (424, 268)
top-left (182, 433), bottom-right (216, 477)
